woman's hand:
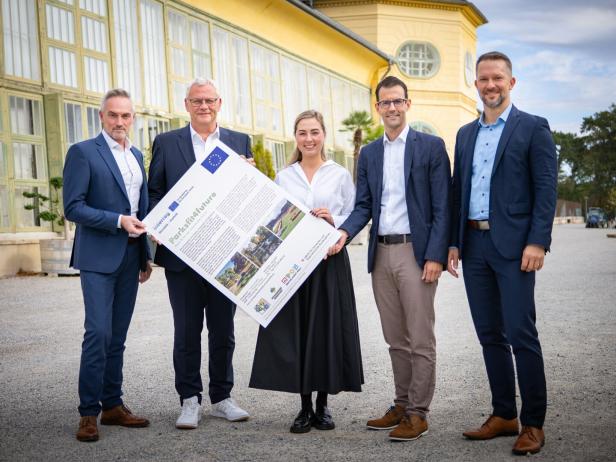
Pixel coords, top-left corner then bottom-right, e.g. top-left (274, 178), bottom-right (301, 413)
top-left (311, 208), bottom-right (334, 226)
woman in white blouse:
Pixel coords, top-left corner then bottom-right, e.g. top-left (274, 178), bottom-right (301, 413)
top-left (250, 111), bottom-right (364, 433)
top-left (250, 110), bottom-right (363, 434)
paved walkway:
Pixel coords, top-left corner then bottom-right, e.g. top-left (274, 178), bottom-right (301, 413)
top-left (1, 224), bottom-right (615, 461)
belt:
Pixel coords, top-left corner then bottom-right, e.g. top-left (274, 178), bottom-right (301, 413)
top-left (128, 236), bottom-right (140, 244)
top-left (377, 234), bottom-right (411, 245)
top-left (467, 220), bottom-right (490, 230)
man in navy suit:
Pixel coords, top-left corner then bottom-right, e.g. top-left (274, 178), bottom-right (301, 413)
top-left (64, 89), bottom-right (152, 442)
top-left (447, 51), bottom-right (557, 455)
top-left (332, 76), bottom-right (451, 441)
top-left (148, 78), bottom-right (252, 429)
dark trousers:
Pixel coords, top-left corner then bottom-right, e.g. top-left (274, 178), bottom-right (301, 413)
top-left (165, 267), bottom-right (235, 404)
top-left (462, 228), bottom-right (547, 428)
top-left (78, 243), bottom-right (140, 416)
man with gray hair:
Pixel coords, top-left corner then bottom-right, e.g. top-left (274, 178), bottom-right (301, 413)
top-left (64, 88), bottom-right (152, 442)
top-left (148, 78), bottom-right (252, 429)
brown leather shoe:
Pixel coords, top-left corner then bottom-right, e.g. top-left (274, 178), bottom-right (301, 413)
top-left (100, 404), bottom-right (150, 428)
top-left (367, 404), bottom-right (406, 430)
top-left (463, 415), bottom-right (519, 440)
top-left (76, 416), bottom-right (99, 442)
top-left (512, 426), bottom-right (545, 455)
top-left (389, 414), bottom-right (429, 441)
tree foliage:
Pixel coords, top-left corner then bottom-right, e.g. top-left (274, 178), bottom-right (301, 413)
top-left (341, 111), bottom-right (373, 183)
top-left (22, 176), bottom-right (65, 227)
top-left (363, 125), bottom-right (384, 145)
top-left (554, 103), bottom-right (616, 217)
top-left (252, 141), bottom-right (276, 180)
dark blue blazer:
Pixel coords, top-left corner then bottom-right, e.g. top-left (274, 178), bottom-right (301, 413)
top-left (148, 125), bottom-right (252, 271)
top-left (340, 128), bottom-right (451, 273)
top-left (63, 133), bottom-right (150, 273)
top-left (450, 105), bottom-right (557, 259)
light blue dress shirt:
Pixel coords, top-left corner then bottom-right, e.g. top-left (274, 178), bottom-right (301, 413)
top-left (468, 103), bottom-right (512, 220)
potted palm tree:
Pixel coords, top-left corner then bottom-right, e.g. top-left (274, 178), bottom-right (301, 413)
top-left (340, 110), bottom-right (373, 184)
top-left (23, 176), bottom-right (77, 275)
top-left (340, 111), bottom-right (382, 245)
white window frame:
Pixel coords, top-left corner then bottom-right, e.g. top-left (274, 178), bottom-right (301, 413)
top-left (396, 41), bottom-right (440, 78)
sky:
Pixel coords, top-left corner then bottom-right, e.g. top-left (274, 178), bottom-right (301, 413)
top-left (471, 0), bottom-right (616, 134)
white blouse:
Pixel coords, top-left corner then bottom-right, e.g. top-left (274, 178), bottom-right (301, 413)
top-left (275, 160), bottom-right (356, 229)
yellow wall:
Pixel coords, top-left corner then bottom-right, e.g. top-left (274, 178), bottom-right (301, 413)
top-left (315, 0), bottom-right (485, 159)
top-left (185, 0), bottom-right (388, 87)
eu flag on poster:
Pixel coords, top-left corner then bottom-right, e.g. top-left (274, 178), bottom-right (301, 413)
top-left (201, 147), bottom-right (229, 173)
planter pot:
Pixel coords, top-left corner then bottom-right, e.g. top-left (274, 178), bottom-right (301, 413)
top-left (40, 238), bottom-right (78, 275)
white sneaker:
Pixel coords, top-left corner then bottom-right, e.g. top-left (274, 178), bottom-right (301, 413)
top-left (210, 398), bottom-right (250, 422)
top-left (176, 396), bottom-right (201, 429)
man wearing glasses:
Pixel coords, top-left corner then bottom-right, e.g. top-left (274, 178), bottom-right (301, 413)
top-left (332, 76), bottom-right (450, 442)
top-left (148, 78), bottom-right (252, 429)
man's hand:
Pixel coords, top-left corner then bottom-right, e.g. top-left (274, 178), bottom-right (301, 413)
top-left (139, 260), bottom-right (153, 283)
top-left (328, 230), bottom-right (348, 256)
top-left (240, 155), bottom-right (256, 167)
top-left (311, 208), bottom-right (334, 226)
top-left (447, 248), bottom-right (460, 278)
top-left (148, 233), bottom-right (161, 245)
top-left (521, 244), bottom-right (545, 272)
top-left (422, 260), bottom-right (443, 283)
top-left (120, 215), bottom-right (146, 235)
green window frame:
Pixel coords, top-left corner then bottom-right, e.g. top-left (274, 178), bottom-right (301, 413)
top-left (0, 91), bottom-right (50, 232)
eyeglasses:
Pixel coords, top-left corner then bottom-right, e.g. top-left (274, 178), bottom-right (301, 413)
top-left (188, 97), bottom-right (219, 107)
top-left (377, 98), bottom-right (407, 110)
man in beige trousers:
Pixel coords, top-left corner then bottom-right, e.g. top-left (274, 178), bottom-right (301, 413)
top-left (331, 76), bottom-right (451, 441)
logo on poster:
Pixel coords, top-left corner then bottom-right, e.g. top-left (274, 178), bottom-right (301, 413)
top-left (281, 264), bottom-right (301, 285)
top-left (201, 147), bottom-right (229, 173)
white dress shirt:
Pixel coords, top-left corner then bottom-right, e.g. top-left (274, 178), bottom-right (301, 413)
top-left (102, 130), bottom-right (143, 232)
top-left (378, 124), bottom-right (411, 235)
top-left (276, 160), bottom-right (355, 229)
top-left (190, 123), bottom-right (220, 163)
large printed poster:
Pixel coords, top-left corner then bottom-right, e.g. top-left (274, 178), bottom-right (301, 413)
top-left (143, 140), bottom-right (341, 327)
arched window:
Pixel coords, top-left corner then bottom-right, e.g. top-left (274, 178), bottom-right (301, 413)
top-left (396, 42), bottom-right (440, 78)
top-left (410, 121), bottom-right (439, 136)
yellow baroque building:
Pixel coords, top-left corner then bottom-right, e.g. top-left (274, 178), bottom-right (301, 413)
top-left (314, 0), bottom-right (486, 155)
top-left (0, 0), bottom-right (485, 276)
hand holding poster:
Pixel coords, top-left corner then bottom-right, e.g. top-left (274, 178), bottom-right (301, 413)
top-left (143, 140), bottom-right (340, 327)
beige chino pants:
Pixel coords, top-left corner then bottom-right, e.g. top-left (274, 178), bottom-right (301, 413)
top-left (371, 242), bottom-right (437, 417)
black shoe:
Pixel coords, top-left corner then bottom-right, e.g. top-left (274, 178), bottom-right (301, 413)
top-left (313, 406), bottom-right (335, 430)
top-left (290, 408), bottom-right (314, 433)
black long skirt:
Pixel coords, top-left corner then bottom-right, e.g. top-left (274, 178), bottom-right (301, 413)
top-left (249, 248), bottom-right (364, 394)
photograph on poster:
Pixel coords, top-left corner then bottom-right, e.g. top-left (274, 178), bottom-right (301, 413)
top-left (265, 200), bottom-right (304, 240)
top-left (241, 226), bottom-right (283, 267)
top-left (215, 252), bottom-right (259, 295)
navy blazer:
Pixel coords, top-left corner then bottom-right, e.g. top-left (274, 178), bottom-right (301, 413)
top-left (340, 128), bottom-right (451, 273)
top-left (450, 105), bottom-right (557, 259)
top-left (148, 125), bottom-right (252, 271)
top-left (63, 133), bottom-right (150, 273)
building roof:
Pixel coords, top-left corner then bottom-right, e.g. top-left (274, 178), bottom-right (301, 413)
top-left (308, 1), bottom-right (488, 27)
top-left (286, 0), bottom-right (394, 63)
top-left (426, 0), bottom-right (488, 24)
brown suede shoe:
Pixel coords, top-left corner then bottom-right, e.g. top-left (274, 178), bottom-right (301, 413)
top-left (463, 415), bottom-right (519, 440)
top-left (76, 416), bottom-right (99, 442)
top-left (389, 415), bottom-right (429, 441)
top-left (100, 404), bottom-right (150, 428)
top-left (366, 404), bottom-right (406, 430)
top-left (512, 426), bottom-right (545, 455)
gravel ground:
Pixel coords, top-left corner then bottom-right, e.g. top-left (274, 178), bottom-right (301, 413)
top-left (1, 224), bottom-right (615, 461)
